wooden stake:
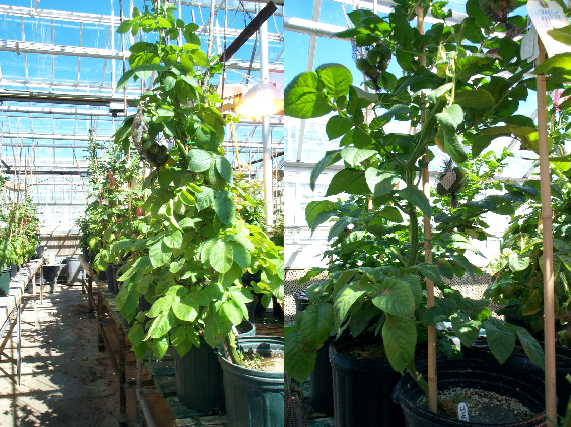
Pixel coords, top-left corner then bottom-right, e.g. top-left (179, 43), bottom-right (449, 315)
top-left (417, 6), bottom-right (437, 414)
top-left (536, 38), bottom-right (557, 427)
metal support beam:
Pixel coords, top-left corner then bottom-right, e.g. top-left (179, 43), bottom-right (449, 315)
top-left (0, 132), bottom-right (112, 141)
top-left (0, 105), bottom-right (129, 117)
top-left (260, 19), bottom-right (274, 230)
top-left (0, 89), bottom-right (138, 106)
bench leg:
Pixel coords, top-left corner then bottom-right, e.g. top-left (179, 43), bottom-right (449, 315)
top-left (17, 303), bottom-right (21, 386)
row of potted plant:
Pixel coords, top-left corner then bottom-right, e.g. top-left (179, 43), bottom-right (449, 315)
top-left (284, 0), bottom-right (571, 425)
top-left (77, 4), bottom-right (285, 426)
top-left (0, 174), bottom-right (41, 295)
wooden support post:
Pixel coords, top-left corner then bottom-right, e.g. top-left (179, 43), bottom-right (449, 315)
top-left (417, 6), bottom-right (437, 414)
top-left (536, 38), bottom-right (557, 426)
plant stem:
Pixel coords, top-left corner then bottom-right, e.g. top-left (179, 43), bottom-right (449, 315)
top-left (406, 359), bottom-right (447, 411)
top-left (222, 331), bottom-right (243, 366)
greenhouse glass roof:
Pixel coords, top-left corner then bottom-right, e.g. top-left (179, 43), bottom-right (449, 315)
top-left (0, 0), bottom-right (284, 228)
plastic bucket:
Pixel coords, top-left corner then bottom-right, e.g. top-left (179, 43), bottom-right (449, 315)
top-left (393, 357), bottom-right (546, 427)
top-left (331, 337), bottom-right (404, 427)
top-left (66, 256), bottom-right (83, 285)
top-left (218, 336), bottom-right (284, 427)
top-left (174, 322), bottom-right (256, 413)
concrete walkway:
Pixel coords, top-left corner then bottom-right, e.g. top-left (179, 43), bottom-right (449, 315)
top-left (0, 284), bottom-right (122, 426)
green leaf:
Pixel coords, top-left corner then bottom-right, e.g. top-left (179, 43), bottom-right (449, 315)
top-left (508, 324), bottom-right (545, 370)
top-left (284, 71), bottom-right (333, 118)
top-left (145, 313), bottom-right (171, 340)
top-left (325, 169), bottom-right (369, 196)
top-left (341, 147), bottom-right (376, 167)
top-left (365, 169), bottom-right (400, 197)
top-left (147, 295), bottom-right (175, 318)
top-left (328, 216), bottom-right (353, 241)
top-left (548, 26), bottom-right (571, 46)
top-left (230, 241), bottom-right (251, 268)
top-left (435, 104), bottom-right (468, 164)
top-left (152, 336), bottom-right (169, 360)
top-left (284, 326), bottom-right (317, 382)
top-left (377, 206), bottom-right (403, 222)
top-left (305, 200), bottom-right (337, 232)
top-left (382, 314), bottom-right (416, 373)
top-left (334, 282), bottom-right (365, 328)
top-left (187, 149), bottom-right (213, 172)
top-left (508, 252), bottom-right (530, 272)
top-left (522, 289), bottom-right (543, 316)
top-left (117, 20), bottom-right (132, 34)
top-left (317, 64), bottom-right (353, 99)
top-left (209, 239), bottom-right (234, 273)
top-left (427, 83), bottom-right (453, 103)
top-left (390, 13), bottom-right (413, 47)
top-left (375, 104), bottom-right (411, 125)
top-left (213, 191), bottom-right (235, 225)
top-left (215, 157), bottom-right (233, 184)
top-left (454, 89), bottom-right (495, 109)
top-left (149, 241), bottom-right (172, 268)
top-left (398, 186), bottom-right (432, 218)
top-left (310, 151), bottom-right (341, 190)
top-left (533, 52), bottom-right (571, 76)
top-left (163, 229), bottom-right (183, 249)
top-left (128, 323), bottom-right (145, 346)
top-left (412, 263), bottom-right (442, 284)
top-left (300, 303), bottom-right (334, 352)
top-left (195, 187), bottom-right (215, 211)
top-left (372, 277), bottom-right (415, 316)
top-left (222, 299), bottom-right (243, 325)
top-left (451, 312), bottom-right (481, 347)
top-left (484, 318), bottom-right (515, 364)
top-left (116, 69), bottom-right (136, 91)
top-left (326, 115), bottom-right (353, 140)
top-left (172, 294), bottom-right (199, 322)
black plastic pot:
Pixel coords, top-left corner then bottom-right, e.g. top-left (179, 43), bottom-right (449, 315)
top-left (311, 336), bottom-right (335, 416)
top-left (293, 290), bottom-right (334, 415)
top-left (218, 336), bottom-right (284, 427)
top-left (111, 264), bottom-right (123, 294)
top-left (293, 290), bottom-right (309, 313)
top-left (106, 264), bottom-right (114, 293)
top-left (272, 295), bottom-right (283, 320)
top-left (0, 268), bottom-right (10, 296)
top-left (10, 263), bottom-right (17, 279)
top-left (43, 265), bottom-right (61, 283)
top-left (331, 337), bottom-right (404, 427)
top-left (174, 322), bottom-right (256, 413)
top-left (463, 338), bottom-right (571, 417)
top-left (393, 357), bottom-right (546, 427)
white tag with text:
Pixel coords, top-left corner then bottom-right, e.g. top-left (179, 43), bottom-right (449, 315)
top-left (458, 402), bottom-right (469, 422)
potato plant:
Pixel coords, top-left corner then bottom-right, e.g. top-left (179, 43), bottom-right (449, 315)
top-left (109, 4), bottom-right (284, 362)
top-left (284, 1), bottom-right (546, 385)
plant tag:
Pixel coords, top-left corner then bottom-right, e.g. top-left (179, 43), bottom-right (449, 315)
top-left (441, 171), bottom-right (456, 190)
top-left (458, 402), bottom-right (469, 422)
top-left (521, 24), bottom-right (539, 62)
top-left (527, 0), bottom-right (571, 57)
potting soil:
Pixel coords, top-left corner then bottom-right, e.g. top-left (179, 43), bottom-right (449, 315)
top-left (340, 343), bottom-right (386, 360)
top-left (431, 387), bottom-right (535, 423)
top-left (242, 350), bottom-right (284, 372)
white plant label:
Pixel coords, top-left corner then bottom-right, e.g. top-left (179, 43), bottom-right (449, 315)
top-left (521, 23), bottom-right (539, 63)
top-left (458, 402), bottom-right (470, 421)
top-left (527, 0), bottom-right (571, 57)
top-left (441, 171), bottom-right (456, 190)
